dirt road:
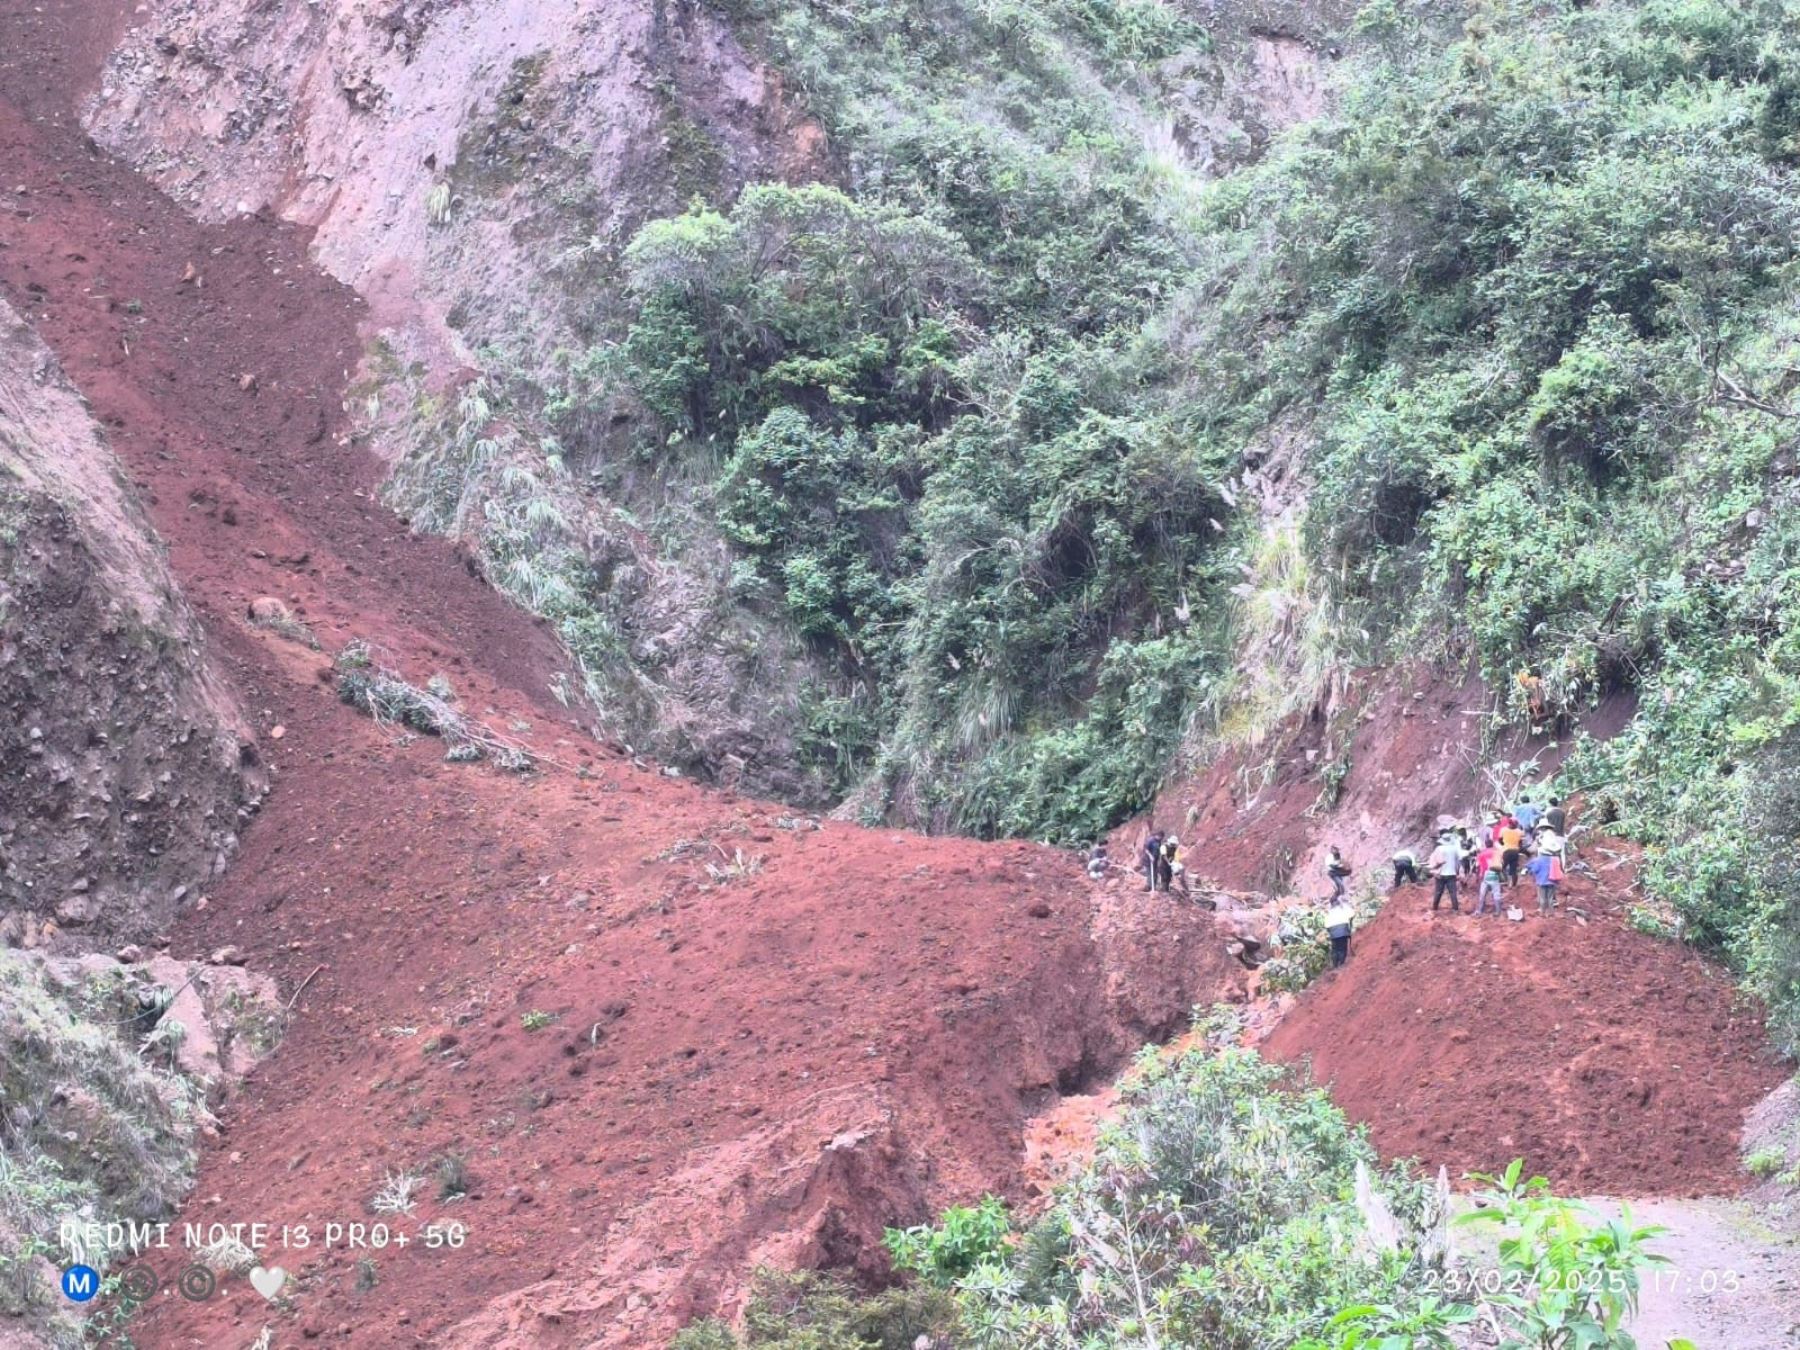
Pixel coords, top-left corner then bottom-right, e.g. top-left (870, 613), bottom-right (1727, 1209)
top-left (1614, 1197), bottom-right (1800, 1349)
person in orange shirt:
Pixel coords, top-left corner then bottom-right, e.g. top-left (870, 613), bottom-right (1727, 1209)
top-left (1498, 819), bottom-right (1525, 886)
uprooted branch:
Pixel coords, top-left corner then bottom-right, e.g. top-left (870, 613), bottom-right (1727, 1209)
top-left (334, 640), bottom-right (537, 771)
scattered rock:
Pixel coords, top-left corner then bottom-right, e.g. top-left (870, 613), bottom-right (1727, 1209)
top-left (55, 893), bottom-right (99, 926)
top-left (210, 945), bottom-right (248, 966)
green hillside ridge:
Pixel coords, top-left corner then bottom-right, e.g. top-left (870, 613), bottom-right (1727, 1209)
top-left (1180, 0), bottom-right (1800, 1047)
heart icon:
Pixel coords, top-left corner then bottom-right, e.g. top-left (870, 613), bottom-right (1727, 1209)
top-left (249, 1266), bottom-right (287, 1301)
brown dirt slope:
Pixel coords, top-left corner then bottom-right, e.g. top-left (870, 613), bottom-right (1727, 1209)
top-left (1263, 856), bottom-right (1786, 1197)
top-left (0, 297), bottom-right (256, 942)
top-left (0, 4), bottom-right (1245, 1345)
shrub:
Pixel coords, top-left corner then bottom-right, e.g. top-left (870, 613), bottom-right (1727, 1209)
top-left (369, 1169), bottom-right (424, 1217)
top-left (1744, 1146), bottom-right (1787, 1179)
top-left (953, 1045), bottom-right (1454, 1349)
top-left (883, 1195), bottom-right (1009, 1287)
top-left (676, 1267), bottom-right (958, 1349)
top-left (435, 1152), bottom-right (471, 1201)
top-left (1457, 1160), bottom-right (1676, 1349)
top-left (380, 0), bottom-right (1243, 841)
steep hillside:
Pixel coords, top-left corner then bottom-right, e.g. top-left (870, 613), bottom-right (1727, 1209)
top-left (83, 0), bottom-right (1355, 835)
top-left (0, 300), bottom-right (254, 944)
top-left (5, 1), bottom-right (1800, 1347)
top-left (0, 293), bottom-right (280, 1348)
top-left (0, 4), bottom-right (1248, 1344)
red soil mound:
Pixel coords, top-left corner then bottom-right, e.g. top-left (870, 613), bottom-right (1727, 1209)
top-left (1263, 859), bottom-right (1786, 1196)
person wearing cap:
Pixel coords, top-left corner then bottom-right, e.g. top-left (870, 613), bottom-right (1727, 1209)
top-left (1326, 845), bottom-right (1352, 901)
top-left (1324, 900), bottom-right (1356, 967)
top-left (1161, 835), bottom-right (1189, 896)
top-left (1391, 848), bottom-right (1421, 887)
top-left (1526, 847), bottom-right (1560, 916)
top-left (1427, 832), bottom-right (1461, 912)
top-left (1535, 822), bottom-right (1565, 865)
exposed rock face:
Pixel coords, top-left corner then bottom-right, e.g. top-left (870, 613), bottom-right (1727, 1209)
top-left (85, 0), bottom-right (826, 401)
top-left (0, 299), bottom-right (257, 942)
top-left (87, 0), bottom-right (838, 800)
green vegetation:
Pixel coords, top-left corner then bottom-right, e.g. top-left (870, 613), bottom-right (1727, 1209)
top-left (1262, 883), bottom-right (1385, 995)
top-left (0, 952), bottom-right (207, 1344)
top-left (1458, 1161), bottom-right (1670, 1350)
top-left (1172, 0), bottom-right (1800, 1043)
top-left (391, 0), bottom-right (1800, 1041)
top-left (684, 1035), bottom-right (1681, 1349)
top-left (1744, 1145), bottom-right (1787, 1179)
top-left (671, 1267), bottom-right (957, 1350)
top-left (596, 5), bottom-right (1240, 840)
top-left (392, 0), bottom-right (1244, 841)
top-left (882, 1194), bottom-right (1008, 1287)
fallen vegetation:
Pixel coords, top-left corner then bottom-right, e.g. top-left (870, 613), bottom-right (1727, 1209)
top-left (334, 640), bottom-right (534, 770)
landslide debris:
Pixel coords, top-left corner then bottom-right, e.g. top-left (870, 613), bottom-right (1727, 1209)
top-left (0, 298), bottom-right (258, 946)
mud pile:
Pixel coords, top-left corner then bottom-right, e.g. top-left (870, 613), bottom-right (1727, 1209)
top-left (127, 791), bottom-right (1241, 1345)
top-left (1264, 859), bottom-right (1786, 1196)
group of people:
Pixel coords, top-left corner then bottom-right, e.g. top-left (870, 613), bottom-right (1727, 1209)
top-left (1391, 793), bottom-right (1571, 918)
top-left (1306, 792), bottom-right (1573, 973)
top-left (1095, 790), bottom-right (1573, 978)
